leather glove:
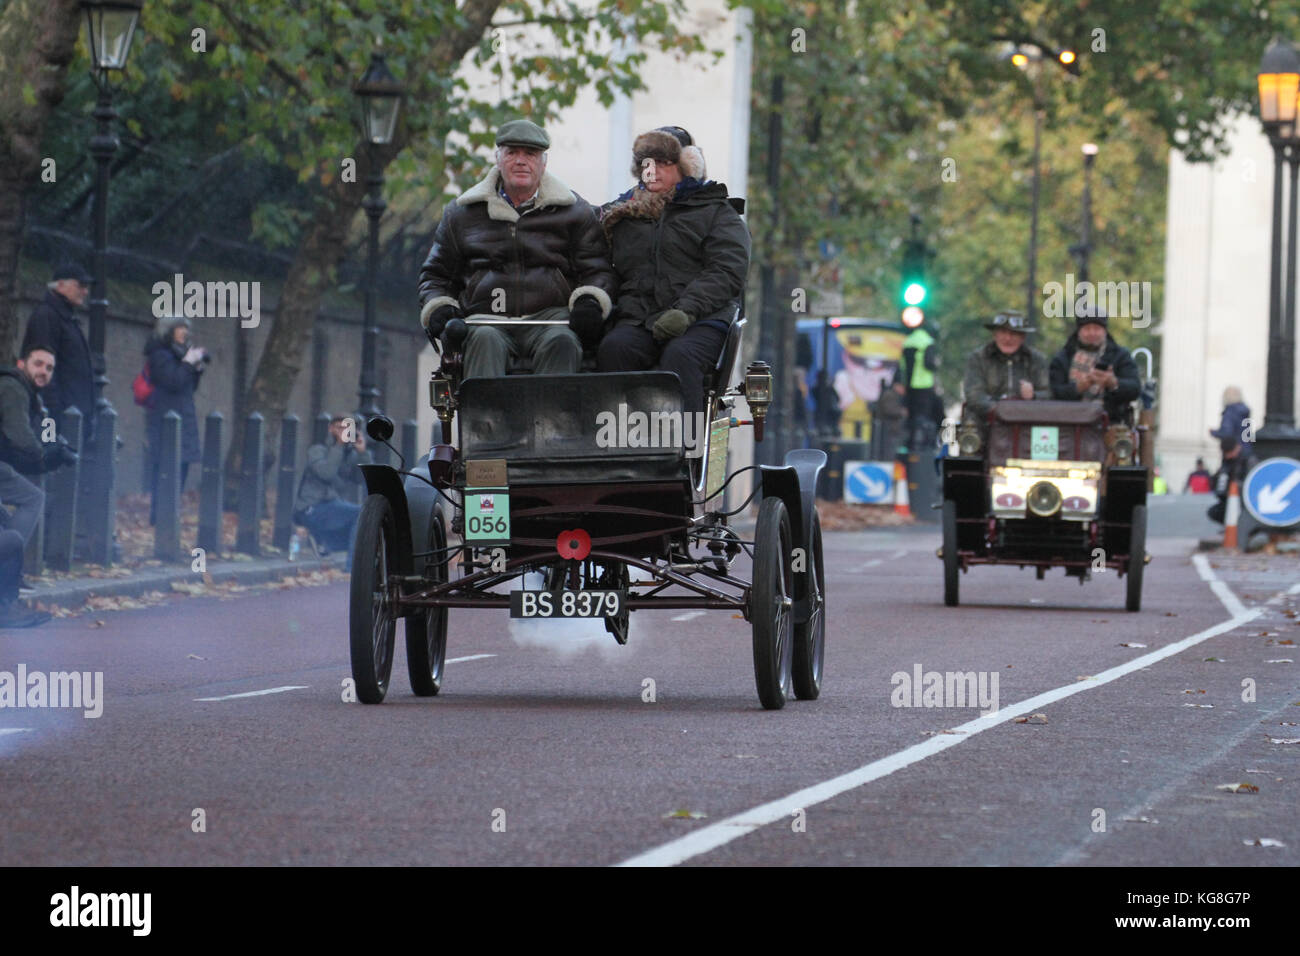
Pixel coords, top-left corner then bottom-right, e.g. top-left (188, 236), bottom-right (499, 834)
top-left (568, 295), bottom-right (605, 346)
top-left (652, 308), bottom-right (692, 344)
top-left (424, 304), bottom-right (462, 347)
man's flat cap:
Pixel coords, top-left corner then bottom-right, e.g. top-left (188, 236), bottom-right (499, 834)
top-left (496, 119), bottom-right (549, 149)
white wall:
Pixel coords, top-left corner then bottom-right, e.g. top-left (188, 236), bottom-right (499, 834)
top-left (1160, 111), bottom-right (1299, 487)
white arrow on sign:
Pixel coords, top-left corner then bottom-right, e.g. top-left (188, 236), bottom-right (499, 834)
top-left (860, 476), bottom-right (886, 498)
top-left (1258, 469), bottom-right (1300, 514)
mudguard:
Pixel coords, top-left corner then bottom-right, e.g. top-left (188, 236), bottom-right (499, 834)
top-left (402, 452), bottom-right (447, 578)
top-left (359, 463), bottom-right (416, 578)
top-left (758, 448), bottom-right (827, 551)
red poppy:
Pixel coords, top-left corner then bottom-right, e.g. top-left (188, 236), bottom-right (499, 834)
top-left (556, 529), bottom-right (591, 561)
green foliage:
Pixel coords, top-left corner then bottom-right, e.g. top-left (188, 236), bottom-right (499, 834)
top-left (739, 0), bottom-right (1298, 400)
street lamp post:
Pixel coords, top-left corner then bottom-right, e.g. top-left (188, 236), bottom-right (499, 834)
top-left (1071, 143), bottom-right (1098, 285)
top-left (352, 51), bottom-right (404, 423)
top-left (1005, 43), bottom-right (1076, 321)
top-left (1255, 38), bottom-right (1300, 457)
top-left (81, 0), bottom-right (142, 406)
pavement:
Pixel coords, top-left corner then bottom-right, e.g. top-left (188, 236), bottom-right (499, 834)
top-left (19, 551), bottom-right (343, 614)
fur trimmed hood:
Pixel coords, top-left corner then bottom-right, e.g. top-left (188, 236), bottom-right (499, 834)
top-left (456, 167), bottom-right (577, 223)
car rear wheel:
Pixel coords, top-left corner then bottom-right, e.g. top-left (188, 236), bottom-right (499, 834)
top-left (1125, 504), bottom-right (1147, 613)
top-left (350, 495), bottom-right (398, 704)
top-left (792, 508), bottom-right (825, 700)
top-left (407, 509), bottom-right (448, 696)
top-left (751, 496), bottom-right (794, 710)
top-left (942, 499), bottom-right (960, 607)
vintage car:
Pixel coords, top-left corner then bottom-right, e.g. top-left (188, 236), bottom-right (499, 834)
top-left (347, 315), bottom-right (826, 710)
top-left (940, 399), bottom-right (1149, 610)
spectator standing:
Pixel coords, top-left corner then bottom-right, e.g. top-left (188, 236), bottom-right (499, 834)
top-left (21, 261), bottom-right (96, 445)
top-left (144, 316), bottom-right (207, 525)
top-left (1210, 386), bottom-right (1252, 449)
top-left (293, 416), bottom-right (369, 571)
top-left (1184, 457), bottom-right (1212, 494)
top-left (1207, 436), bottom-right (1256, 525)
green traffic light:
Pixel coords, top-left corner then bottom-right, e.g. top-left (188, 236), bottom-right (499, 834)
top-left (903, 281), bottom-right (927, 306)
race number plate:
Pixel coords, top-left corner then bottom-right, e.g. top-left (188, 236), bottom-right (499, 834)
top-left (464, 486), bottom-right (510, 545)
top-left (1030, 426), bottom-right (1059, 461)
top-left (509, 590), bottom-right (627, 619)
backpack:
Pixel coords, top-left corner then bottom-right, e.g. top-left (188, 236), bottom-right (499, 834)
top-left (132, 362), bottom-right (154, 407)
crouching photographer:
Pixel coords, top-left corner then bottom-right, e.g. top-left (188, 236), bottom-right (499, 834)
top-left (0, 343), bottom-right (77, 628)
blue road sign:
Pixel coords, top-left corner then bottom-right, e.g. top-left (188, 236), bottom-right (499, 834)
top-left (1242, 457), bottom-right (1300, 528)
top-left (844, 461), bottom-right (894, 504)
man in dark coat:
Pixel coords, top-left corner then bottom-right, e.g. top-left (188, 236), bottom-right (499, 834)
top-left (21, 261), bottom-right (95, 445)
top-left (962, 311), bottom-right (1050, 424)
top-left (596, 128), bottom-right (751, 414)
top-left (418, 119), bottom-right (617, 377)
top-left (144, 316), bottom-right (206, 523)
top-left (0, 344), bottom-right (78, 544)
top-left (1049, 311), bottom-right (1141, 424)
top-left (1208, 435), bottom-right (1256, 524)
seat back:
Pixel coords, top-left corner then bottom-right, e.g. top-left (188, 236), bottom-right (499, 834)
top-left (987, 400), bottom-right (1107, 466)
top-left (704, 313), bottom-right (745, 398)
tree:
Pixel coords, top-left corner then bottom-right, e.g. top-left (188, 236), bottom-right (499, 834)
top-left (0, 0), bottom-right (86, 361)
top-left (132, 0), bottom-right (708, 488)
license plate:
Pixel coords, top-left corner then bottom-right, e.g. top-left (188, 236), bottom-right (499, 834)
top-left (509, 590), bottom-right (626, 618)
top-left (464, 487), bottom-right (510, 545)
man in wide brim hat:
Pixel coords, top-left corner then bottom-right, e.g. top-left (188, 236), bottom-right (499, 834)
top-left (962, 309), bottom-right (1050, 422)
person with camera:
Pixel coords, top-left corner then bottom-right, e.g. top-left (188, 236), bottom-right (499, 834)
top-left (293, 416), bottom-right (369, 572)
top-left (144, 315), bottom-right (207, 525)
top-left (1048, 309), bottom-right (1140, 423)
top-left (0, 344), bottom-right (76, 628)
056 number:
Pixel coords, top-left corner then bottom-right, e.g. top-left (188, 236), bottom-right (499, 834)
top-left (467, 515), bottom-right (508, 535)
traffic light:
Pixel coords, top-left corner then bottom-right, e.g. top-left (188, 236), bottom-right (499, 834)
top-left (900, 237), bottom-right (930, 311)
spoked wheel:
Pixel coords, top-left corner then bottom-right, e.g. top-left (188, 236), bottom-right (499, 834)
top-left (792, 508), bottom-right (825, 700)
top-left (751, 496), bottom-right (794, 710)
top-left (942, 499), bottom-right (960, 607)
top-left (349, 494), bottom-right (398, 704)
top-left (1125, 504), bottom-right (1147, 613)
top-left (407, 508), bottom-right (448, 696)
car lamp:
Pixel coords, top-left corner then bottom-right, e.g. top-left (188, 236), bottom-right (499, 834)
top-left (743, 361), bottom-right (773, 442)
top-left (429, 376), bottom-right (453, 421)
top-left (957, 424), bottom-right (982, 456)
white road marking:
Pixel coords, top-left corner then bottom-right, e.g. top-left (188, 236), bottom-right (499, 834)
top-left (670, 612), bottom-right (706, 622)
top-left (1191, 553), bottom-right (1249, 618)
top-left (0, 728), bottom-right (33, 736)
top-left (195, 685), bottom-right (309, 702)
top-left (616, 556), bottom-right (1263, 867)
top-left (447, 654), bottom-right (496, 663)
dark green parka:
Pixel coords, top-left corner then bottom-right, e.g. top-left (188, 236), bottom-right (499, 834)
top-left (963, 339), bottom-right (1051, 421)
top-left (600, 180), bottom-right (750, 330)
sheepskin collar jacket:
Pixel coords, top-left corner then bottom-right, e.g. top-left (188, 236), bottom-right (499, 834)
top-left (600, 179), bottom-right (751, 329)
top-left (417, 167), bottom-right (616, 327)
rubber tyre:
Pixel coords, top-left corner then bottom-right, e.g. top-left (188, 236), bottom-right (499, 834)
top-left (792, 508), bottom-right (825, 700)
top-left (1126, 504), bottom-right (1147, 613)
top-left (942, 499), bottom-right (960, 607)
top-left (406, 510), bottom-right (448, 696)
top-left (751, 496), bottom-right (794, 710)
top-left (349, 494), bottom-right (398, 704)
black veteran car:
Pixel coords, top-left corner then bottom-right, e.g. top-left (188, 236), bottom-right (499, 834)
top-left (940, 398), bottom-right (1150, 611)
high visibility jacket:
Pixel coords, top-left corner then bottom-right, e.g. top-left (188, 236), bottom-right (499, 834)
top-left (902, 328), bottom-right (936, 390)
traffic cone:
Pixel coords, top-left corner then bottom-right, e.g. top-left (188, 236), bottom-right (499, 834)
top-left (893, 460), bottom-right (910, 516)
top-left (1223, 480), bottom-right (1240, 550)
